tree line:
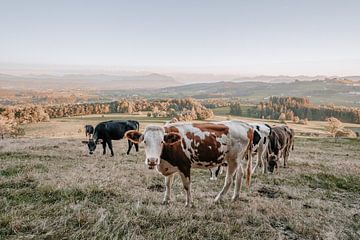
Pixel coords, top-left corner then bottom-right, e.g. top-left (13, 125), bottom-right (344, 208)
top-left (230, 96), bottom-right (360, 124)
top-left (0, 98), bottom-right (214, 137)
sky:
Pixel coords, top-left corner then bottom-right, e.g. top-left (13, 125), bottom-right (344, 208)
top-left (0, 0), bottom-right (360, 75)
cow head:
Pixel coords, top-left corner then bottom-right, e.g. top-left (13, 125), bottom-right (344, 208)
top-left (125, 126), bottom-right (182, 169)
top-left (267, 153), bottom-right (279, 173)
top-left (82, 139), bottom-right (102, 155)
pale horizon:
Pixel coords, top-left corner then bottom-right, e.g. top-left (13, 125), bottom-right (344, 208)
top-left (1, 0), bottom-right (360, 76)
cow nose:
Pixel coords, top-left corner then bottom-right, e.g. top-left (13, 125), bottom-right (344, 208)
top-left (89, 151), bottom-right (93, 155)
top-left (148, 157), bottom-right (158, 164)
top-left (147, 157), bottom-right (159, 169)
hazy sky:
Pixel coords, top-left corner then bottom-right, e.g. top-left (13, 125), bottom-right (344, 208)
top-left (1, 0), bottom-right (360, 75)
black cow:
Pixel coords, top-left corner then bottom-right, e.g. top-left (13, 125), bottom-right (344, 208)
top-left (82, 120), bottom-right (140, 156)
top-left (266, 125), bottom-right (294, 173)
top-left (84, 125), bottom-right (94, 138)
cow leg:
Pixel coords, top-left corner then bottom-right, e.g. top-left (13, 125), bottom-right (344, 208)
top-left (259, 148), bottom-right (267, 174)
top-left (262, 157), bottom-right (267, 174)
top-left (163, 174), bottom-right (175, 204)
top-left (252, 147), bottom-right (262, 174)
top-left (233, 149), bottom-right (253, 201)
top-left (127, 140), bottom-right (133, 155)
top-left (283, 148), bottom-right (290, 168)
top-left (134, 143), bottom-right (139, 152)
top-left (209, 167), bottom-right (219, 181)
top-left (179, 172), bottom-right (192, 207)
top-left (107, 140), bottom-right (114, 156)
top-left (232, 161), bottom-right (244, 201)
top-left (102, 141), bottom-right (107, 155)
top-left (214, 159), bottom-right (237, 203)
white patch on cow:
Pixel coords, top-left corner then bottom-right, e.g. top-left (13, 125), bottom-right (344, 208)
top-left (142, 126), bottom-right (165, 166)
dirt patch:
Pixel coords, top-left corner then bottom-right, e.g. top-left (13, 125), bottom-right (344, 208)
top-left (257, 186), bottom-right (281, 198)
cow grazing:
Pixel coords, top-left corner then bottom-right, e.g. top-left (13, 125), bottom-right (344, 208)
top-left (209, 123), bottom-right (271, 180)
top-left (125, 121), bottom-right (254, 206)
top-left (84, 125), bottom-right (94, 138)
top-left (266, 125), bottom-right (295, 173)
top-left (82, 120), bottom-right (140, 156)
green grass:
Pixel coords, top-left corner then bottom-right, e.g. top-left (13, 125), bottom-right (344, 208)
top-left (0, 163), bottom-right (48, 177)
top-left (298, 173), bottom-right (360, 194)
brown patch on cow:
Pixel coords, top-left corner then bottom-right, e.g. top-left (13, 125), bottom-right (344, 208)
top-left (192, 123), bottom-right (229, 137)
top-left (164, 126), bottom-right (180, 134)
top-left (246, 128), bottom-right (254, 188)
top-left (160, 123), bottom-right (230, 179)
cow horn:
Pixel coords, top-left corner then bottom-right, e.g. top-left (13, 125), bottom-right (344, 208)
top-left (164, 132), bottom-right (182, 146)
top-left (125, 130), bottom-right (143, 144)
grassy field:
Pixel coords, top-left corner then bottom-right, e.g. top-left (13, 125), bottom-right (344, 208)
top-left (1, 115), bottom-right (360, 239)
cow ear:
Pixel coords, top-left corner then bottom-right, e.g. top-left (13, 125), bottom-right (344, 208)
top-left (164, 132), bottom-right (182, 146)
top-left (125, 130), bottom-right (143, 144)
top-left (82, 141), bottom-right (89, 144)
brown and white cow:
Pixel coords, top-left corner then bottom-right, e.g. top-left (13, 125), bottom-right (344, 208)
top-left (125, 121), bottom-right (254, 206)
top-left (266, 125), bottom-right (295, 173)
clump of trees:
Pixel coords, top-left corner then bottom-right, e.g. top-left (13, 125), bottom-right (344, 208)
top-left (148, 98), bottom-right (214, 121)
top-left (326, 117), bottom-right (356, 138)
top-left (230, 96), bottom-right (360, 124)
top-left (0, 114), bottom-right (24, 138)
top-left (0, 98), bottom-right (214, 133)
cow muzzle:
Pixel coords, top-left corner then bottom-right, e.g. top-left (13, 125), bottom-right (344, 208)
top-left (146, 157), bottom-right (159, 169)
top-left (89, 151), bottom-right (93, 155)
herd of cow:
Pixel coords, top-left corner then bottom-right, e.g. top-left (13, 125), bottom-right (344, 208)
top-left (82, 120), bottom-right (295, 206)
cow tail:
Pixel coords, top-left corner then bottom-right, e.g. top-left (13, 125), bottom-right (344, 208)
top-left (136, 121), bottom-right (140, 131)
top-left (246, 128), bottom-right (254, 188)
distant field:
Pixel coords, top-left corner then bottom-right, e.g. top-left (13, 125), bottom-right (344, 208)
top-left (212, 105), bottom-right (256, 118)
top-left (211, 107), bottom-right (230, 116)
top-left (1, 114), bottom-right (360, 239)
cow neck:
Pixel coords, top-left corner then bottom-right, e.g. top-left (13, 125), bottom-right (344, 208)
top-left (160, 142), bottom-right (191, 177)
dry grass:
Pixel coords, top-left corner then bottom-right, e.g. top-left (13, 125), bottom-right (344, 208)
top-left (0, 116), bottom-right (360, 239)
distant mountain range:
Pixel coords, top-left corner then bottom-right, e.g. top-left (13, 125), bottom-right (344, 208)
top-left (1, 72), bottom-right (360, 107)
top-left (141, 78), bottom-right (360, 106)
top-left (2, 72), bottom-right (360, 90)
top-left (0, 73), bottom-right (179, 90)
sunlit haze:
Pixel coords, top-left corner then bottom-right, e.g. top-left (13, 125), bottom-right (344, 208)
top-left (1, 0), bottom-right (360, 75)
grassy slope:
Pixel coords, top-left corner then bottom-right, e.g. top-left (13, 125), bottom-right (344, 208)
top-left (0, 115), bottom-right (360, 239)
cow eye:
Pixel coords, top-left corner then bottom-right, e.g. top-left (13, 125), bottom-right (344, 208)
top-left (144, 141), bottom-right (147, 144)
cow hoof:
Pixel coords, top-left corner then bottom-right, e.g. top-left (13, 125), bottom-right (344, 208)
top-left (231, 196), bottom-right (240, 202)
top-left (214, 196), bottom-right (222, 204)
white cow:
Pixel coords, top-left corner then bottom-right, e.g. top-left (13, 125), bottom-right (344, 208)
top-left (209, 123), bottom-right (271, 180)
